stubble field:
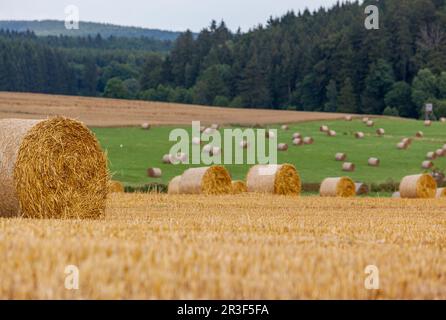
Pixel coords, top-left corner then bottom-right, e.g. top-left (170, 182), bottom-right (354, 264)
top-left (1, 193), bottom-right (445, 299)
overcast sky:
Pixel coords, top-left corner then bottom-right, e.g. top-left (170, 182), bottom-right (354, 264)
top-left (0, 0), bottom-right (341, 32)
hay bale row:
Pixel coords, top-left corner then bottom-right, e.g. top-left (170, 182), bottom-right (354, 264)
top-left (247, 164), bottom-right (301, 196)
top-left (320, 177), bottom-right (356, 197)
top-left (399, 174), bottom-right (436, 198)
top-left (176, 166), bottom-right (232, 195)
top-left (0, 117), bottom-right (108, 219)
top-left (167, 176), bottom-right (182, 195)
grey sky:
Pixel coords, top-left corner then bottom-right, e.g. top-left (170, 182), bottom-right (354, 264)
top-left (0, 0), bottom-right (340, 32)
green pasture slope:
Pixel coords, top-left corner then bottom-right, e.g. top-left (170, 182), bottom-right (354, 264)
top-left (92, 117), bottom-right (446, 187)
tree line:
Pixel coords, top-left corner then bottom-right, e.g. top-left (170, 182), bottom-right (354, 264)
top-left (1, 0), bottom-right (446, 118)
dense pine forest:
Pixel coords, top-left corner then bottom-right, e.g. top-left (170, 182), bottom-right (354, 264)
top-left (1, 0), bottom-right (446, 118)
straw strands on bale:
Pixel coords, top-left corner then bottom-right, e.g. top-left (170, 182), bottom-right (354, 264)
top-left (292, 138), bottom-right (303, 146)
top-left (368, 158), bottom-right (380, 167)
top-left (422, 161), bottom-right (434, 169)
top-left (147, 168), bottom-right (162, 178)
top-left (232, 180), bottom-right (248, 194)
top-left (246, 164), bottom-right (301, 196)
top-left (416, 131), bottom-right (424, 138)
top-left (355, 183), bottom-right (369, 196)
top-left (320, 125), bottom-right (329, 132)
top-left (0, 117), bottom-right (108, 219)
top-left (278, 143), bottom-right (289, 151)
top-left (335, 153), bottom-right (347, 161)
top-left (399, 174), bottom-right (437, 198)
top-left (320, 177), bottom-right (356, 197)
top-left (436, 188), bottom-right (446, 198)
top-left (179, 166), bottom-right (232, 195)
top-left (108, 181), bottom-right (124, 193)
top-left (355, 132), bottom-right (365, 139)
top-left (342, 162), bottom-right (355, 172)
top-left (426, 152), bottom-right (437, 160)
top-left (424, 120), bottom-right (432, 127)
top-left (327, 130), bottom-right (337, 137)
top-left (141, 123), bottom-right (151, 130)
top-left (281, 125), bottom-right (289, 131)
top-left (168, 176), bottom-right (182, 195)
top-left (376, 128), bottom-right (385, 136)
top-left (303, 137), bottom-right (314, 145)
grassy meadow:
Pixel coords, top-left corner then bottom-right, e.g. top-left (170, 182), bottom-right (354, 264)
top-left (93, 117), bottom-right (446, 187)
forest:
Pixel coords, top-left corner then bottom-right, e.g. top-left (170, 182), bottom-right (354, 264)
top-left (1, 0), bottom-right (446, 118)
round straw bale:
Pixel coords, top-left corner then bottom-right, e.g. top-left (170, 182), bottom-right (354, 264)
top-left (278, 143), bottom-right (289, 151)
top-left (345, 115), bottom-right (353, 121)
top-left (426, 152), bottom-right (437, 160)
top-left (179, 166), bottom-right (232, 195)
top-left (141, 123), bottom-right (151, 130)
top-left (440, 117), bottom-right (446, 123)
top-left (147, 168), bottom-right (162, 178)
top-left (162, 154), bottom-right (173, 164)
top-left (397, 142), bottom-right (408, 150)
top-left (392, 192), bottom-right (401, 198)
top-left (424, 120), bottom-right (432, 127)
top-left (320, 177), bottom-right (356, 197)
top-left (422, 161), bottom-right (434, 169)
top-left (109, 180), bottom-right (124, 193)
top-left (293, 138), bottom-right (303, 146)
top-left (399, 174), bottom-right (436, 198)
top-left (266, 130), bottom-right (275, 139)
top-left (366, 120), bottom-right (374, 127)
top-left (327, 130), bottom-right (337, 137)
top-left (246, 164), bottom-right (301, 196)
top-left (376, 128), bottom-right (385, 136)
top-left (401, 138), bottom-right (412, 145)
top-left (436, 188), bottom-right (446, 198)
top-left (192, 137), bottom-right (201, 145)
top-left (436, 149), bottom-right (445, 157)
top-left (368, 157), bottom-right (380, 167)
top-left (292, 132), bottom-right (301, 139)
top-left (335, 153), bottom-right (347, 161)
top-left (281, 125), bottom-right (289, 131)
top-left (320, 125), bottom-right (329, 132)
top-left (355, 183), bottom-right (369, 196)
top-left (303, 137), bottom-right (314, 145)
top-left (355, 132), bottom-right (365, 139)
top-left (0, 117), bottom-right (108, 219)
top-left (342, 162), bottom-right (355, 172)
top-left (416, 131), bottom-right (424, 138)
top-left (362, 117), bottom-right (369, 123)
top-left (232, 180), bottom-right (248, 194)
top-left (168, 176), bottom-right (182, 195)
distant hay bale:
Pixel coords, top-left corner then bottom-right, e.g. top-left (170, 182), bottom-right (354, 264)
top-left (342, 162), bottom-right (355, 172)
top-left (436, 149), bottom-right (445, 157)
top-left (0, 117), bottom-right (108, 219)
top-left (436, 188), bottom-right (446, 198)
top-left (232, 180), bottom-right (248, 194)
top-left (401, 138), bottom-right (412, 145)
top-left (320, 177), bottom-right (356, 197)
top-left (335, 153), bottom-right (347, 161)
top-left (168, 176), bottom-right (182, 195)
top-left (422, 160), bottom-right (434, 169)
top-left (366, 120), bottom-right (374, 127)
top-left (303, 137), bottom-right (314, 145)
top-left (109, 181), bottom-right (124, 193)
top-left (292, 138), bottom-right (303, 146)
top-left (397, 142), bottom-right (408, 150)
top-left (147, 168), bottom-right (162, 178)
top-left (362, 117), bottom-right (369, 123)
top-left (292, 132), bottom-right (301, 139)
top-left (281, 125), bottom-right (289, 131)
top-left (162, 154), bottom-right (173, 164)
top-left (355, 132), bottom-right (365, 139)
top-left (345, 115), bottom-right (353, 121)
top-left (424, 120), bottom-right (432, 127)
top-left (376, 128), bottom-right (385, 136)
top-left (392, 192), bottom-right (401, 198)
top-left (355, 183), bottom-right (369, 196)
top-left (327, 130), bottom-right (337, 137)
top-left (440, 117), bottom-right (446, 123)
top-left (278, 143), bottom-right (289, 151)
top-left (246, 164), bottom-right (301, 196)
top-left (368, 157), bottom-right (380, 167)
top-left (399, 174), bottom-right (436, 198)
top-left (179, 166), bottom-right (232, 195)
top-left (141, 123), bottom-right (151, 130)
top-left (416, 131), bottom-right (424, 138)
top-left (426, 152), bottom-right (437, 160)
top-left (320, 125), bottom-right (329, 132)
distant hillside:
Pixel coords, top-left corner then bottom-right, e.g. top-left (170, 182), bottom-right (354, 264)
top-left (0, 20), bottom-right (182, 41)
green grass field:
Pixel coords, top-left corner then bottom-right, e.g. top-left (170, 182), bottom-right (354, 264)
top-left (92, 117), bottom-right (446, 186)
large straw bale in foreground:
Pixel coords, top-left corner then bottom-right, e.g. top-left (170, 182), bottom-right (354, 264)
top-left (399, 174), bottom-right (437, 199)
top-left (320, 177), bottom-right (356, 197)
top-left (168, 176), bottom-right (182, 195)
top-left (0, 117), bottom-right (108, 219)
top-left (232, 180), bottom-right (248, 194)
top-left (246, 164), bottom-right (301, 196)
top-left (179, 166), bottom-right (232, 195)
